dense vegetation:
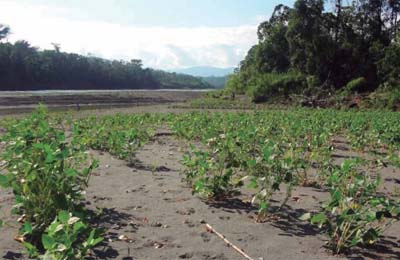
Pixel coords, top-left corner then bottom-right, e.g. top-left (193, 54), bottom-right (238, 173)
top-left (226, 0), bottom-right (400, 107)
top-left (0, 24), bottom-right (211, 90)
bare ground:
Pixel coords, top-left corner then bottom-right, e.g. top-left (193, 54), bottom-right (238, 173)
top-left (0, 90), bottom-right (204, 117)
top-left (1, 127), bottom-right (399, 260)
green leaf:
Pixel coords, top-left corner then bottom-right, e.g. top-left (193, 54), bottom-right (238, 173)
top-left (73, 221), bottom-right (86, 233)
top-left (33, 143), bottom-right (44, 149)
top-left (24, 222), bottom-right (33, 234)
top-left (369, 198), bottom-right (381, 207)
top-left (194, 180), bottom-right (204, 193)
top-left (91, 237), bottom-right (103, 247)
top-left (299, 213), bottom-right (311, 221)
top-left (86, 229), bottom-right (103, 247)
top-left (260, 201), bottom-right (268, 211)
top-left (86, 229), bottom-right (95, 244)
top-left (393, 206), bottom-right (400, 216)
top-left (0, 219), bottom-right (3, 228)
top-left (22, 242), bottom-right (38, 258)
top-left (15, 195), bottom-right (23, 204)
top-left (65, 168), bottom-right (77, 177)
top-left (310, 213), bottom-right (327, 224)
top-left (351, 229), bottom-right (363, 246)
top-left (42, 234), bottom-right (56, 250)
top-left (45, 154), bottom-right (54, 163)
top-left (247, 177), bottom-right (258, 189)
top-left (58, 211), bottom-right (69, 224)
top-left (0, 174), bottom-right (9, 188)
top-left (331, 190), bottom-right (342, 202)
top-left (248, 159), bottom-right (257, 167)
top-left (366, 211), bottom-right (377, 222)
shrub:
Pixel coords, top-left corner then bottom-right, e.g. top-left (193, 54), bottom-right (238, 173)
top-left (247, 72), bottom-right (307, 102)
top-left (364, 85), bottom-right (400, 110)
top-left (344, 77), bottom-right (368, 93)
top-left (306, 75), bottom-right (320, 90)
top-left (225, 73), bottom-right (245, 94)
top-left (378, 43), bottom-right (400, 83)
top-left (388, 88), bottom-right (400, 110)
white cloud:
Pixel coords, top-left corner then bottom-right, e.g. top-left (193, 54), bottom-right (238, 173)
top-left (0, 1), bottom-right (258, 69)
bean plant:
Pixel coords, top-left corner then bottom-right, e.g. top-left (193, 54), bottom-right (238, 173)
top-left (170, 109), bottom-right (400, 252)
top-left (302, 159), bottom-right (400, 253)
top-left (2, 107), bottom-right (400, 257)
top-left (0, 106), bottom-right (101, 258)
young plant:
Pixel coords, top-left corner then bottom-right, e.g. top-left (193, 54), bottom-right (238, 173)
top-left (0, 106), bottom-right (101, 257)
top-left (301, 159), bottom-right (400, 254)
top-left (23, 211), bottom-right (103, 259)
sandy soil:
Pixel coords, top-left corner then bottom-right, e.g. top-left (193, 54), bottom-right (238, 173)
top-left (1, 126), bottom-right (399, 259)
top-left (0, 90), bottom-right (204, 116)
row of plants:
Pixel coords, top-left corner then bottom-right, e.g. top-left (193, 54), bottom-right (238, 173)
top-left (0, 106), bottom-right (102, 259)
top-left (185, 97), bottom-right (255, 110)
top-left (168, 110), bottom-right (400, 254)
top-left (72, 113), bottom-right (164, 163)
top-left (172, 111), bottom-right (337, 212)
top-left (2, 107), bottom-right (399, 256)
top-left (39, 108), bottom-right (400, 255)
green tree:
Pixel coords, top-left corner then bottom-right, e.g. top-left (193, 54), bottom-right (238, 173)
top-left (0, 24), bottom-right (10, 41)
top-left (226, 0), bottom-right (400, 102)
top-left (0, 26), bottom-right (211, 90)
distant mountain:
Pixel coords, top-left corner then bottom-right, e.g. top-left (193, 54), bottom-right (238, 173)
top-left (173, 66), bottom-right (234, 77)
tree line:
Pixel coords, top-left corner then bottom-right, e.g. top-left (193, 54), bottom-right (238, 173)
top-left (0, 25), bottom-right (210, 90)
top-left (226, 0), bottom-right (400, 104)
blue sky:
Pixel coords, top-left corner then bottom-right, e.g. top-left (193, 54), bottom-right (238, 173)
top-left (0, 0), bottom-right (296, 69)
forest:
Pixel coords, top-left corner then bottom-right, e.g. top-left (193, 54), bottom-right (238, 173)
top-left (226, 0), bottom-right (400, 108)
top-left (0, 25), bottom-right (211, 90)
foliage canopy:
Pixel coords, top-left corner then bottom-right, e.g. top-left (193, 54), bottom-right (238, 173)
top-left (227, 0), bottom-right (400, 102)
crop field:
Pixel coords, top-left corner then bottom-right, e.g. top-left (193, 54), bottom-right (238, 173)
top-left (1, 106), bottom-right (400, 259)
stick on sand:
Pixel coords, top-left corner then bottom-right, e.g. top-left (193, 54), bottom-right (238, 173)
top-left (205, 223), bottom-right (255, 260)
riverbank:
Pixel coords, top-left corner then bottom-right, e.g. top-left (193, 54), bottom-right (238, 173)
top-left (0, 90), bottom-right (206, 115)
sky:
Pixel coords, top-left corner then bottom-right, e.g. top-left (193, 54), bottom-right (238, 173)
top-left (0, 0), bottom-right (295, 70)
